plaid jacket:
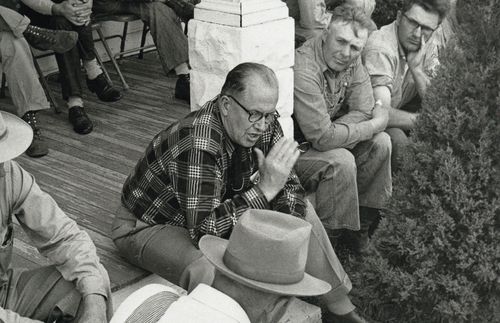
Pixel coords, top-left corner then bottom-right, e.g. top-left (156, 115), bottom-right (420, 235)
top-left (122, 98), bottom-right (306, 244)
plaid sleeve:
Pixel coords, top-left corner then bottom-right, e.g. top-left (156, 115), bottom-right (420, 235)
top-left (263, 123), bottom-right (307, 219)
top-left (170, 148), bottom-right (269, 244)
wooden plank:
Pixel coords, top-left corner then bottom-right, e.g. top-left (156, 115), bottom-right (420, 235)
top-left (5, 53), bottom-right (184, 291)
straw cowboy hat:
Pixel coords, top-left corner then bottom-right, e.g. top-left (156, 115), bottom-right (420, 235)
top-left (199, 209), bottom-right (332, 296)
top-left (0, 111), bottom-right (33, 163)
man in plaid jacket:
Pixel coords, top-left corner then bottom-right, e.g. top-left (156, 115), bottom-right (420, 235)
top-left (112, 63), bottom-right (370, 322)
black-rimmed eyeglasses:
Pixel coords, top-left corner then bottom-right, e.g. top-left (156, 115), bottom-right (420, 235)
top-left (403, 13), bottom-right (438, 35)
top-left (226, 95), bottom-right (280, 124)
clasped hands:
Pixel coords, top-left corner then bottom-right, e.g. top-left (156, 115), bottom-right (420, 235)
top-left (53, 0), bottom-right (93, 26)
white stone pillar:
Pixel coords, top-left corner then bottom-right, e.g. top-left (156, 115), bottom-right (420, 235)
top-left (188, 0), bottom-right (295, 137)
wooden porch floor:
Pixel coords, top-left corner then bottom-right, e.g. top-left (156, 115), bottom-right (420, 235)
top-left (1, 53), bottom-right (191, 291)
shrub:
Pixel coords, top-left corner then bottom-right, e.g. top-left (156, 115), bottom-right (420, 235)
top-left (348, 1), bottom-right (500, 322)
top-left (372, 0), bottom-right (403, 27)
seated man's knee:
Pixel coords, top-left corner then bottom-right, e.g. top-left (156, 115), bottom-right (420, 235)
top-left (52, 16), bottom-right (74, 30)
top-left (327, 148), bottom-right (356, 176)
top-left (371, 132), bottom-right (392, 157)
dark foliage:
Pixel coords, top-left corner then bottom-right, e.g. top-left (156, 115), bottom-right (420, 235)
top-left (347, 1), bottom-right (500, 322)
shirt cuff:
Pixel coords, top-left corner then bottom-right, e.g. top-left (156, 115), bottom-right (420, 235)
top-left (241, 186), bottom-right (269, 210)
top-left (76, 275), bottom-right (108, 299)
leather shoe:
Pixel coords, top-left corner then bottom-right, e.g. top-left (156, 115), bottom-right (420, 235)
top-left (175, 74), bottom-right (190, 103)
top-left (323, 309), bottom-right (370, 323)
top-left (21, 111), bottom-right (49, 157)
top-left (23, 25), bottom-right (77, 54)
top-left (86, 74), bottom-right (122, 102)
top-left (68, 106), bottom-right (93, 134)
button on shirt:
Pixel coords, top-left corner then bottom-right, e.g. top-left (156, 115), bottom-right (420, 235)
top-left (293, 36), bottom-right (375, 151)
top-left (0, 160), bottom-right (109, 321)
top-left (122, 98), bottom-right (307, 244)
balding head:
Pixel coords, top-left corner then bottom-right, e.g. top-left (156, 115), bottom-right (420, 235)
top-left (221, 63), bottom-right (279, 101)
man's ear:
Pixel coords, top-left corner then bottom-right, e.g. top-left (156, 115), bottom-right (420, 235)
top-left (219, 95), bottom-right (229, 116)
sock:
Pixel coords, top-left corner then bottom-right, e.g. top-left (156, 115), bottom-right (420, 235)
top-left (174, 63), bottom-right (189, 76)
top-left (84, 59), bottom-right (103, 80)
top-left (67, 96), bottom-right (84, 108)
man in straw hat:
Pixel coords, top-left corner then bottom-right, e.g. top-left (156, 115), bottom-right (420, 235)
top-left (0, 110), bottom-right (111, 322)
top-left (113, 62), bottom-right (370, 322)
top-left (111, 209), bottom-right (331, 323)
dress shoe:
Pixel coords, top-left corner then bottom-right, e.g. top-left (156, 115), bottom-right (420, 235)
top-left (86, 73), bottom-right (122, 102)
top-left (174, 74), bottom-right (190, 103)
top-left (68, 106), bottom-right (93, 134)
top-left (21, 111), bottom-right (49, 157)
top-left (23, 25), bottom-right (77, 54)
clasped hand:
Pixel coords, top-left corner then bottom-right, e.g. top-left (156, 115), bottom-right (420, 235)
top-left (55, 0), bottom-right (93, 26)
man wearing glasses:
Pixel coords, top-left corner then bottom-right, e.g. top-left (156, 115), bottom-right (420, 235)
top-left (112, 62), bottom-right (369, 322)
top-left (362, 0), bottom-right (451, 168)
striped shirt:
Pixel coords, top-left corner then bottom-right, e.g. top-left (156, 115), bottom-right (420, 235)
top-left (122, 97), bottom-right (306, 244)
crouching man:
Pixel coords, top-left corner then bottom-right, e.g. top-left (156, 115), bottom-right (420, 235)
top-left (0, 111), bottom-right (111, 322)
top-left (112, 62), bottom-right (370, 322)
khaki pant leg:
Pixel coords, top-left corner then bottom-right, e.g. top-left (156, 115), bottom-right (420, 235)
top-left (304, 201), bottom-right (356, 315)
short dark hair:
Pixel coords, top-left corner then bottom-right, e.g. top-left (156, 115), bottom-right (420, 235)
top-left (402, 0), bottom-right (450, 22)
top-left (329, 3), bottom-right (377, 35)
top-left (220, 62), bottom-right (278, 97)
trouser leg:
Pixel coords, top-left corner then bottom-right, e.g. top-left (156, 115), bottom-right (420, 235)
top-left (4, 266), bottom-right (81, 321)
top-left (92, 0), bottom-right (189, 74)
top-left (0, 31), bottom-right (50, 116)
top-left (303, 202), bottom-right (355, 315)
top-left (0, 6), bottom-right (29, 35)
top-left (385, 127), bottom-right (410, 171)
top-left (352, 132), bottom-right (392, 209)
top-left (111, 205), bottom-right (215, 292)
top-left (137, 2), bottom-right (188, 74)
top-left (295, 148), bottom-right (360, 231)
top-left (75, 23), bottom-right (96, 62)
top-left (21, 4), bottom-right (83, 101)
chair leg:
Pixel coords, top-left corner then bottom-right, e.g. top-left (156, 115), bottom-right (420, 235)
top-left (138, 23), bottom-right (148, 59)
top-left (0, 73), bottom-right (6, 98)
top-left (93, 48), bottom-right (113, 86)
top-left (31, 53), bottom-right (61, 114)
top-left (119, 21), bottom-right (129, 61)
top-left (96, 25), bottom-right (129, 90)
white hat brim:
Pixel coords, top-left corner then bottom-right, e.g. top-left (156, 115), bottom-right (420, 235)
top-left (0, 112), bottom-right (33, 163)
top-left (200, 235), bottom-right (332, 297)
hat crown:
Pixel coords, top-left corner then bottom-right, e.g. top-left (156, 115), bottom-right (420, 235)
top-left (222, 210), bottom-right (312, 285)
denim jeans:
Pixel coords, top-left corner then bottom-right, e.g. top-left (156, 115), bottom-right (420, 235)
top-left (112, 201), bottom-right (356, 315)
top-left (92, 0), bottom-right (188, 74)
top-left (295, 132), bottom-right (392, 231)
top-left (20, 2), bottom-right (96, 101)
top-left (0, 6), bottom-right (50, 116)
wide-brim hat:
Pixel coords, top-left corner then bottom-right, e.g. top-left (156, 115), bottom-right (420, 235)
top-left (199, 210), bottom-right (331, 297)
top-left (0, 111), bottom-right (33, 163)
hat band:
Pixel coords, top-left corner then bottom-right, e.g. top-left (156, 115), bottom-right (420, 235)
top-left (223, 250), bottom-right (304, 285)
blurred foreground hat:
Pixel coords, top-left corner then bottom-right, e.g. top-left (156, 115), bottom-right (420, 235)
top-left (199, 209), bottom-right (331, 296)
top-left (0, 111), bottom-right (32, 163)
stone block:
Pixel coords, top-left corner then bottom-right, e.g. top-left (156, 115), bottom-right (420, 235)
top-left (194, 5), bottom-right (288, 27)
top-left (188, 18), bottom-right (294, 74)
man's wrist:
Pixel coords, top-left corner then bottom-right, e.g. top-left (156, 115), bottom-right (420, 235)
top-left (51, 3), bottom-right (60, 16)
